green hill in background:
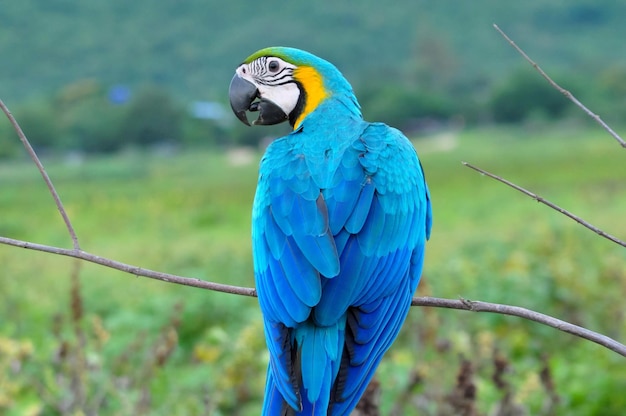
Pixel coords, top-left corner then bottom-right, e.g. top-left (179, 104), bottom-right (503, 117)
top-left (2, 0), bottom-right (626, 103)
top-left (2, 0), bottom-right (626, 155)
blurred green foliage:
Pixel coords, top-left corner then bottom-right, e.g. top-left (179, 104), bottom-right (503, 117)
top-left (1, 125), bottom-right (625, 414)
top-left (3, 63), bottom-right (626, 155)
top-left (5, 81), bottom-right (226, 154)
top-left (489, 69), bottom-right (570, 123)
top-left (2, 1), bottom-right (626, 154)
top-left (3, 1), bottom-right (626, 102)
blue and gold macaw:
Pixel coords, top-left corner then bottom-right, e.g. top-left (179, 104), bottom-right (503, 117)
top-left (229, 47), bottom-right (432, 415)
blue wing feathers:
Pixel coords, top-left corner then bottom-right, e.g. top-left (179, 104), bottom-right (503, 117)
top-left (280, 238), bottom-right (321, 307)
top-left (344, 180), bottom-right (375, 234)
top-left (314, 236), bottom-right (382, 326)
top-left (254, 117), bottom-right (430, 415)
top-left (264, 211), bottom-right (287, 260)
top-left (332, 229), bottom-right (351, 258)
top-left (271, 201), bottom-right (294, 236)
top-left (325, 178), bottom-right (362, 234)
top-left (424, 182), bottom-right (433, 239)
top-left (339, 282), bottom-right (415, 407)
top-left (265, 260), bottom-right (309, 324)
top-left (290, 232), bottom-right (338, 279)
top-left (271, 178), bottom-right (296, 218)
top-left (264, 324), bottom-right (300, 410)
top-left (356, 195), bottom-right (386, 256)
top-left (264, 370), bottom-right (293, 415)
top-left (290, 195), bottom-right (323, 234)
top-left (356, 251), bottom-right (404, 306)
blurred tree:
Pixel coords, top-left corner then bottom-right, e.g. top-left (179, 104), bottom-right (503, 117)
top-left (490, 69), bottom-right (570, 123)
top-left (0, 121), bottom-right (20, 159)
top-left (64, 98), bottom-right (127, 153)
top-left (13, 99), bottom-right (62, 152)
top-left (118, 85), bottom-right (183, 147)
top-left (57, 79), bottom-right (127, 152)
top-left (359, 85), bottom-right (455, 132)
top-left (596, 65), bottom-right (626, 120)
top-left (409, 27), bottom-right (458, 92)
top-left (180, 117), bottom-right (228, 148)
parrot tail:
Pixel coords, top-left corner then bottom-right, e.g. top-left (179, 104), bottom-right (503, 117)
top-left (263, 319), bottom-right (346, 415)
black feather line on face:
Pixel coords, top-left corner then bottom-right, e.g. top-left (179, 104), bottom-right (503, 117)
top-left (289, 82), bottom-right (306, 128)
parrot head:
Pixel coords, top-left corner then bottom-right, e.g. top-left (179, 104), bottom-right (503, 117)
top-left (229, 47), bottom-right (358, 129)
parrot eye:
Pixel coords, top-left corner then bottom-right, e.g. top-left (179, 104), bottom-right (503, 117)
top-left (268, 60), bottom-right (280, 73)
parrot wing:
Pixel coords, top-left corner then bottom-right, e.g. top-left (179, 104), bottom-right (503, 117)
top-left (318, 123), bottom-right (431, 414)
top-left (253, 137), bottom-right (343, 412)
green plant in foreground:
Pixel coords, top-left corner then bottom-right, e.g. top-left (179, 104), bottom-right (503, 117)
top-left (1, 126), bottom-right (625, 414)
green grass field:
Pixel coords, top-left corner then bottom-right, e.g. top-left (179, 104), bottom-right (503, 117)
top-left (1, 123), bottom-right (625, 415)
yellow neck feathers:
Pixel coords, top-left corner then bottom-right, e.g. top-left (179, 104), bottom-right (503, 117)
top-left (293, 66), bottom-right (329, 129)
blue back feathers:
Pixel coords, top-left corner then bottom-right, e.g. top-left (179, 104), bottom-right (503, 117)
top-left (251, 47), bottom-right (432, 415)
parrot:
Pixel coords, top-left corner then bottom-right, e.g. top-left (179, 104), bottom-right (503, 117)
top-left (228, 47), bottom-right (432, 415)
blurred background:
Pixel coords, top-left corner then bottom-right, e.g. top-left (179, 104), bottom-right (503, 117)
top-left (1, 1), bottom-right (625, 415)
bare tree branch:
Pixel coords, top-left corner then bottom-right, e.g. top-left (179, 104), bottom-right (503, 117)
top-left (1, 234), bottom-right (625, 357)
top-left (411, 297), bottom-right (626, 358)
top-left (493, 24), bottom-right (626, 149)
top-left (463, 162), bottom-right (626, 248)
top-left (0, 235), bottom-right (257, 298)
top-left (0, 99), bottom-right (81, 249)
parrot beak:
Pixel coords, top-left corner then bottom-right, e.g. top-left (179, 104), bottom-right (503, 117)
top-left (229, 74), bottom-right (289, 126)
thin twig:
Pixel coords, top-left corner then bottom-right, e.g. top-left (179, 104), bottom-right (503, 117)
top-left (0, 235), bottom-right (257, 297)
top-left (463, 162), bottom-right (626, 248)
top-left (493, 24), bottom-right (626, 148)
top-left (1, 234), bottom-right (625, 358)
top-left (412, 297), bottom-right (626, 358)
top-left (0, 99), bottom-right (81, 249)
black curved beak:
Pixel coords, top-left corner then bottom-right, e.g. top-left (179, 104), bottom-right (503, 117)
top-left (228, 74), bottom-right (289, 126)
top-left (229, 74), bottom-right (256, 126)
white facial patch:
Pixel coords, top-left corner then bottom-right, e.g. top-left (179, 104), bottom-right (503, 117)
top-left (236, 57), bottom-right (300, 117)
top-left (257, 82), bottom-right (300, 116)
